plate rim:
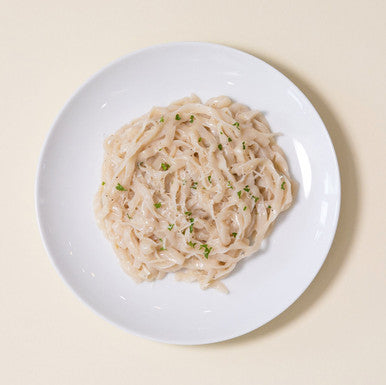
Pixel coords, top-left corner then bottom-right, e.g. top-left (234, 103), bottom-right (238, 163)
top-left (35, 41), bottom-right (341, 345)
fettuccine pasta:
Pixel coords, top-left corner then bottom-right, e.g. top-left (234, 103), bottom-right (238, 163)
top-left (94, 95), bottom-right (294, 292)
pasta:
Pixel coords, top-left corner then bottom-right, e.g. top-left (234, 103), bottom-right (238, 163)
top-left (94, 95), bottom-right (294, 292)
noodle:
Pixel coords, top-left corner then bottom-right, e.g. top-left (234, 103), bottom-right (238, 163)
top-left (94, 95), bottom-right (294, 292)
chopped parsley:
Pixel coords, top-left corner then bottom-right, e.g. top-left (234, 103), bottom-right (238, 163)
top-left (102, 181), bottom-right (105, 185)
top-left (200, 244), bottom-right (212, 259)
top-left (160, 116), bottom-right (164, 122)
top-left (115, 183), bottom-right (126, 191)
top-left (160, 246), bottom-right (166, 251)
top-left (231, 232), bottom-right (237, 238)
top-left (190, 115), bottom-right (194, 123)
top-left (242, 141), bottom-right (246, 150)
top-left (243, 185), bottom-right (250, 192)
top-left (189, 218), bottom-right (194, 233)
top-left (220, 131), bottom-right (223, 135)
top-left (188, 241), bottom-right (196, 248)
top-left (191, 181), bottom-right (198, 189)
top-left (243, 206), bottom-right (247, 211)
top-left (228, 137), bottom-right (232, 142)
top-left (208, 175), bottom-right (212, 183)
top-left (237, 190), bottom-right (242, 198)
top-left (159, 148), bottom-right (163, 151)
top-left (161, 162), bottom-right (170, 171)
top-left (198, 137), bottom-right (202, 142)
top-left (281, 181), bottom-right (286, 190)
top-left (175, 113), bottom-right (181, 120)
top-left (185, 211), bottom-right (192, 216)
top-left (218, 144), bottom-right (223, 150)
top-left (268, 205), bottom-right (271, 209)
top-left (168, 224), bottom-right (174, 231)
top-left (127, 214), bottom-right (132, 219)
top-left (251, 195), bottom-right (259, 202)
top-left (154, 202), bottom-right (161, 208)
top-left (233, 122), bottom-right (240, 129)
top-left (227, 181), bottom-right (233, 189)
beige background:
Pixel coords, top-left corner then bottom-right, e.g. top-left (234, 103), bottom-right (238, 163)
top-left (1, 0), bottom-right (385, 384)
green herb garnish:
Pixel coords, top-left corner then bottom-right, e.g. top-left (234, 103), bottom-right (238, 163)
top-left (161, 162), bottom-right (170, 171)
top-left (160, 247), bottom-right (166, 251)
top-left (243, 206), bottom-right (247, 211)
top-left (198, 137), bottom-right (202, 142)
top-left (228, 137), bottom-right (232, 142)
top-left (116, 183), bottom-right (126, 191)
top-left (154, 202), bottom-right (161, 208)
top-left (199, 244), bottom-right (212, 259)
top-left (243, 185), bottom-right (250, 192)
top-left (237, 190), bottom-right (242, 198)
top-left (185, 211), bottom-right (192, 216)
top-left (242, 141), bottom-right (246, 150)
top-left (268, 205), bottom-right (271, 209)
top-left (127, 214), bottom-right (132, 219)
top-left (191, 182), bottom-right (198, 189)
top-left (189, 218), bottom-right (194, 233)
top-left (231, 232), bottom-right (237, 238)
top-left (188, 241), bottom-right (196, 248)
top-left (190, 115), bottom-right (194, 123)
top-left (233, 122), bottom-right (240, 129)
top-left (281, 181), bottom-right (286, 190)
top-left (102, 181), bottom-right (105, 185)
top-left (251, 195), bottom-right (259, 202)
top-left (218, 144), bottom-right (223, 150)
top-left (227, 181), bottom-right (233, 189)
top-left (208, 175), bottom-right (211, 183)
top-left (160, 116), bottom-right (164, 122)
top-left (175, 114), bottom-right (181, 120)
top-left (168, 224), bottom-right (174, 231)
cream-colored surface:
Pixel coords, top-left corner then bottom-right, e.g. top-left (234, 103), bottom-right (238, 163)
top-left (1, 0), bottom-right (385, 383)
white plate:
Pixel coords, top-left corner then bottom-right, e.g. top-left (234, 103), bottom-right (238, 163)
top-left (36, 42), bottom-right (340, 345)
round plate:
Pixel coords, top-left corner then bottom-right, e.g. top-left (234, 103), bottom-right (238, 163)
top-left (36, 42), bottom-right (340, 345)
